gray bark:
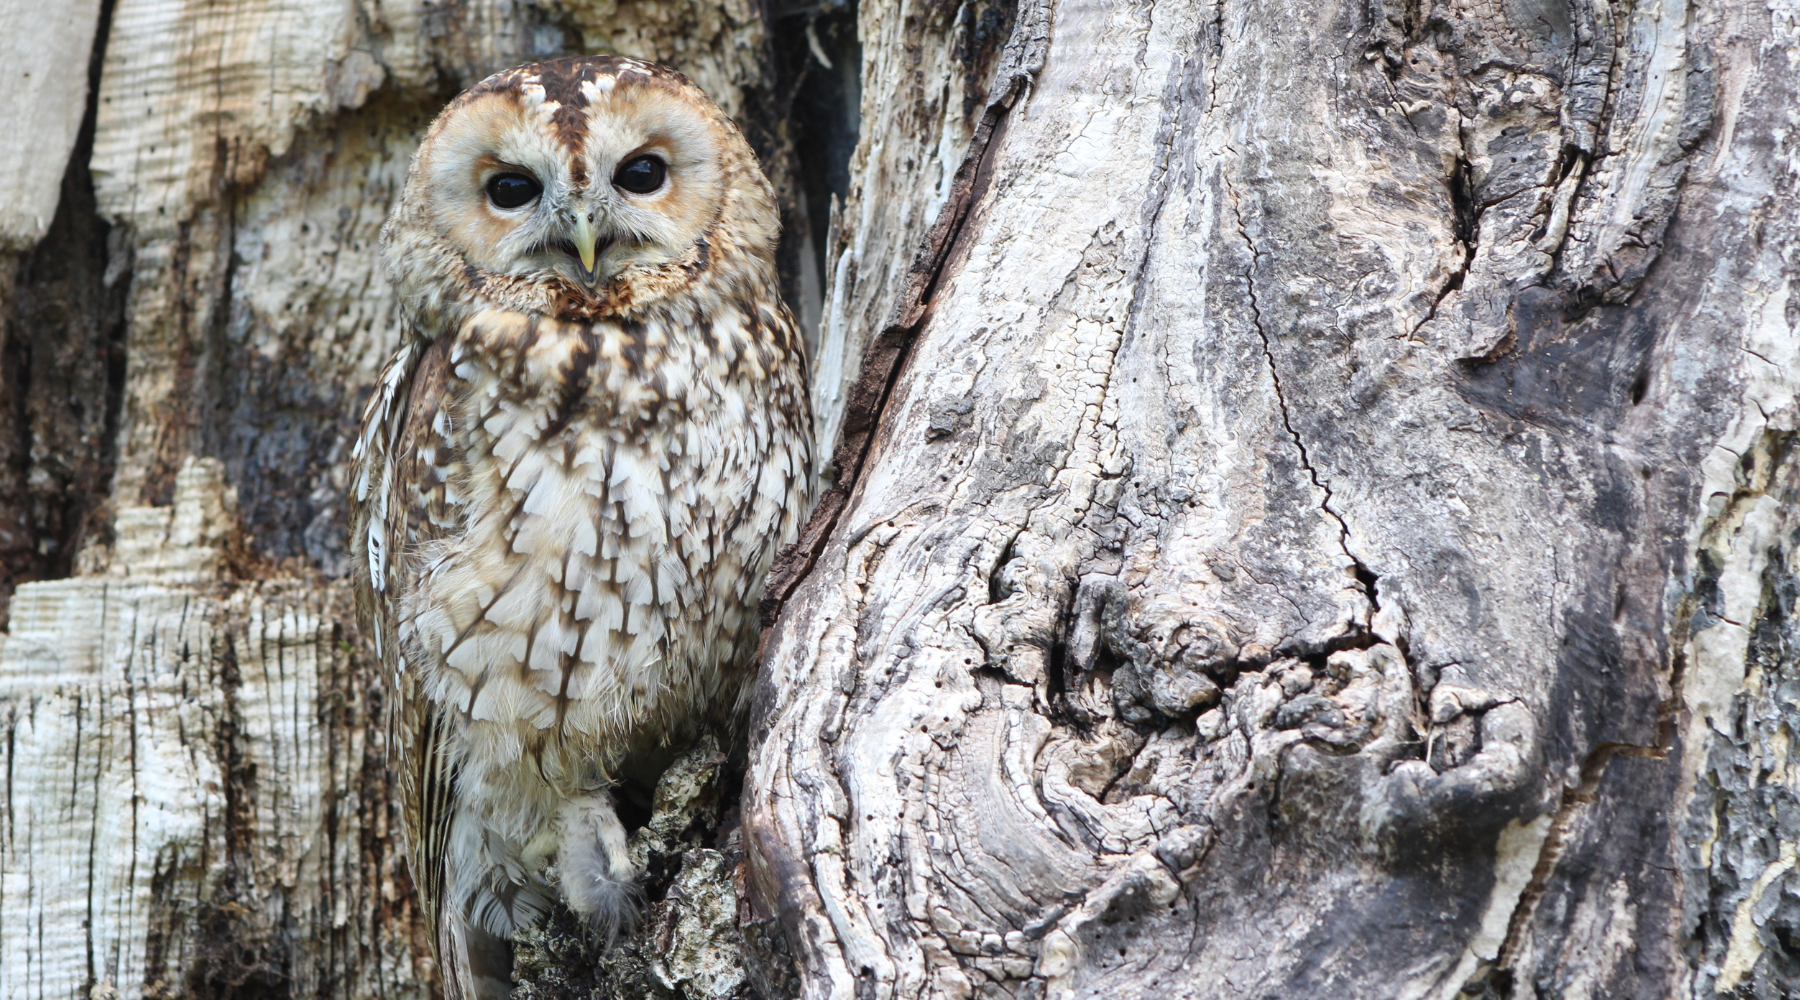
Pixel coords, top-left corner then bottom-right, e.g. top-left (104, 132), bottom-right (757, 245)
top-left (750, 1), bottom-right (1800, 998)
top-left (1, 0), bottom-right (1796, 999)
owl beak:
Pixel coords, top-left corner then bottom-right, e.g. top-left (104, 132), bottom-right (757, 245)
top-left (573, 215), bottom-right (601, 283)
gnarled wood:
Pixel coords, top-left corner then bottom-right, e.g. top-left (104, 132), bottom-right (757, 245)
top-left (747, 1), bottom-right (1800, 998)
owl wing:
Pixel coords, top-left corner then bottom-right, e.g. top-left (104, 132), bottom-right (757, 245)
top-left (348, 333), bottom-right (471, 982)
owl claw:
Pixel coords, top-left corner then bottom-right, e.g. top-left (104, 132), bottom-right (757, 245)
top-left (553, 791), bottom-right (641, 944)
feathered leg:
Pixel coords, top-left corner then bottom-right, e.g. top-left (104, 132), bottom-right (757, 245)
top-left (554, 791), bottom-right (639, 942)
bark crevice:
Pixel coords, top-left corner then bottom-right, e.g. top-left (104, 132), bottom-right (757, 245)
top-left (0, 0), bottom-right (129, 627)
top-left (758, 24), bottom-right (1044, 636)
top-left (1225, 180), bottom-right (1382, 637)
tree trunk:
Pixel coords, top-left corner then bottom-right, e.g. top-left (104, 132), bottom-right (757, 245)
top-left (2, 1), bottom-right (1796, 1000)
top-left (749, 1), bottom-right (1800, 999)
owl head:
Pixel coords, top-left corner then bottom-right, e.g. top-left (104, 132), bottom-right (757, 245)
top-left (381, 56), bottom-right (779, 331)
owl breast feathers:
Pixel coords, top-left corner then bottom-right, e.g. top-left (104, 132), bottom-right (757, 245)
top-left (348, 56), bottom-right (812, 1000)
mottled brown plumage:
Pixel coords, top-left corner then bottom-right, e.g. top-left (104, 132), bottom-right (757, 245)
top-left (348, 56), bottom-right (811, 999)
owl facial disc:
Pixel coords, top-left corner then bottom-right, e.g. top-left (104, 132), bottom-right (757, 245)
top-left (389, 56), bottom-right (746, 323)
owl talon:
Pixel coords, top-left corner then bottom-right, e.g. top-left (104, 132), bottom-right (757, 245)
top-left (554, 791), bottom-right (641, 944)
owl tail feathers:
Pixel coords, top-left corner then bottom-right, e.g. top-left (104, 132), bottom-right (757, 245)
top-left (554, 791), bottom-right (642, 945)
top-left (440, 862), bottom-right (553, 1000)
top-left (439, 915), bottom-right (515, 1000)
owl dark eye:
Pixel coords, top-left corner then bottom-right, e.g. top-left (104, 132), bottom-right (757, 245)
top-left (485, 172), bottom-right (541, 210)
top-left (613, 155), bottom-right (667, 195)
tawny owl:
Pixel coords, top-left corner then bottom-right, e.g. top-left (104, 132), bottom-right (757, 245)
top-left (348, 56), bottom-right (812, 1000)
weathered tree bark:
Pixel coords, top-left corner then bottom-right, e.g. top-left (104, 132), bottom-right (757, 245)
top-left (749, 1), bottom-right (1800, 998)
top-left (2, 0), bottom-right (1797, 999)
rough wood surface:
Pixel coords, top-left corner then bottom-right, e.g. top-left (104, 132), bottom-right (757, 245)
top-left (747, 0), bottom-right (1800, 998)
top-left (1, 458), bottom-right (423, 1000)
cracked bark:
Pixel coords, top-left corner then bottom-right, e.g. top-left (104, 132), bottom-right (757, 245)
top-left (747, 1), bottom-right (1800, 999)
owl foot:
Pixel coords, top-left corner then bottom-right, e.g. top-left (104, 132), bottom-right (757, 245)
top-left (553, 790), bottom-right (641, 944)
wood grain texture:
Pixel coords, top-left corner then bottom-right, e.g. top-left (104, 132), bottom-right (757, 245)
top-left (746, 0), bottom-right (1800, 997)
top-left (806, 0), bottom-right (1026, 461)
top-left (0, 460), bottom-right (424, 1000)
